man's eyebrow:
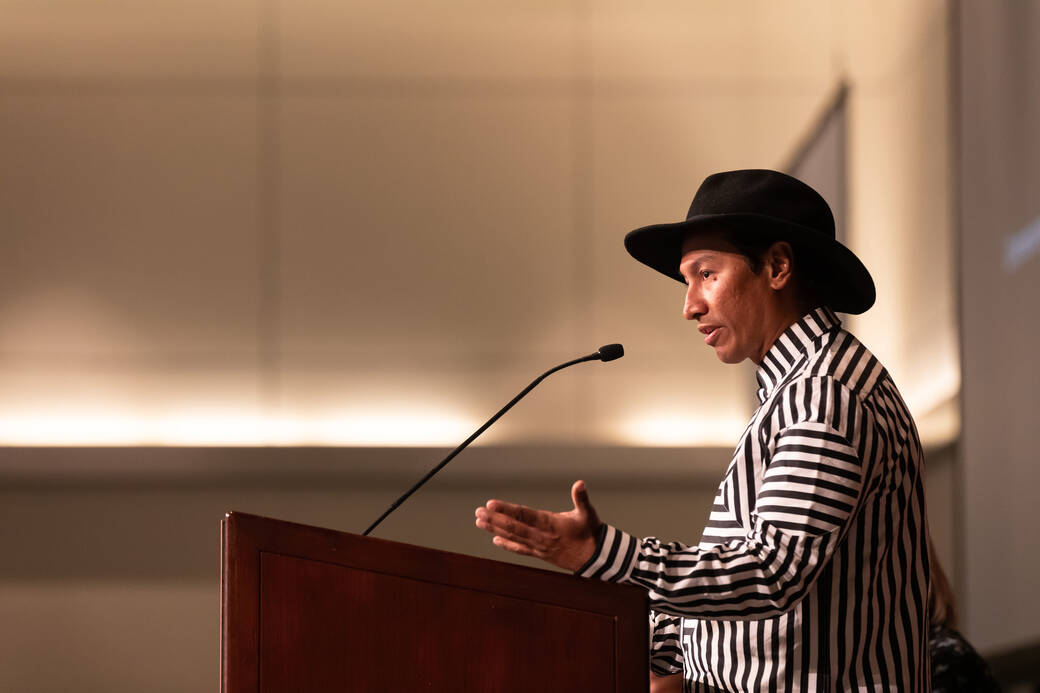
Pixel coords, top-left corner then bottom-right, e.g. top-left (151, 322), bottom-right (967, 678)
top-left (680, 253), bottom-right (719, 274)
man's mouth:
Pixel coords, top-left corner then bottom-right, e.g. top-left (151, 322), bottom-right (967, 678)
top-left (699, 325), bottom-right (722, 346)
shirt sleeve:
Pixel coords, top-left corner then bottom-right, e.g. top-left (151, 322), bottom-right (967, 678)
top-left (576, 417), bottom-right (868, 620)
top-left (649, 610), bottom-right (684, 676)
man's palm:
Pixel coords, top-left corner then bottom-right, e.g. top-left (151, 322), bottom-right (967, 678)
top-left (475, 480), bottom-right (602, 572)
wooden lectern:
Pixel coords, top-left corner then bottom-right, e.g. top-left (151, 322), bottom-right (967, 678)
top-left (220, 511), bottom-right (648, 692)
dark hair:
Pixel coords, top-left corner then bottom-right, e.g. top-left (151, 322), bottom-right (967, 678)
top-left (727, 232), bottom-right (780, 274)
top-left (725, 227), bottom-right (824, 309)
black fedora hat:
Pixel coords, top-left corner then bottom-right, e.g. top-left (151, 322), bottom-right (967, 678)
top-left (624, 169), bottom-right (875, 314)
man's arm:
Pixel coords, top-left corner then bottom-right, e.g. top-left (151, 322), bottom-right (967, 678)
top-left (477, 418), bottom-right (868, 621)
top-left (577, 420), bottom-right (865, 620)
top-left (649, 610), bottom-right (684, 676)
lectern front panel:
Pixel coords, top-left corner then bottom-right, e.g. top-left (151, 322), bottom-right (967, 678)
top-left (221, 512), bottom-right (648, 693)
top-left (259, 552), bottom-right (616, 691)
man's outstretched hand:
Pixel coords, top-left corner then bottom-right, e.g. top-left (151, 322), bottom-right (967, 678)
top-left (474, 480), bottom-right (602, 573)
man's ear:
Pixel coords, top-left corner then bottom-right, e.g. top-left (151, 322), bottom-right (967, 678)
top-left (766, 241), bottom-right (795, 290)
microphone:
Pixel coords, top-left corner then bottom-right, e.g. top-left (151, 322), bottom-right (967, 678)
top-left (596, 343), bottom-right (624, 362)
top-left (362, 343), bottom-right (625, 536)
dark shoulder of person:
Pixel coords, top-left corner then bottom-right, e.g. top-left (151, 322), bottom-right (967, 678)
top-left (930, 622), bottom-right (1002, 692)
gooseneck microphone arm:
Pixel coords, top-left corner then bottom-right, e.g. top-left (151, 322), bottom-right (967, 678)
top-left (362, 343), bottom-right (624, 536)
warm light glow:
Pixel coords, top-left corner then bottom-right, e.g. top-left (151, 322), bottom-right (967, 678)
top-left (0, 406), bottom-right (759, 448)
top-left (620, 413), bottom-right (746, 447)
top-left (0, 408), bottom-right (477, 447)
top-left (0, 410), bottom-right (151, 446)
top-left (902, 359), bottom-right (960, 417)
top-left (277, 410), bottom-right (477, 447)
top-left (915, 399), bottom-right (959, 450)
top-left (902, 368), bottom-right (961, 448)
top-left (151, 411), bottom-right (275, 446)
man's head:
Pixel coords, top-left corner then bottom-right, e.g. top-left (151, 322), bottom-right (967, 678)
top-left (624, 170), bottom-right (875, 361)
top-left (625, 169), bottom-right (873, 314)
top-left (678, 227), bottom-right (814, 363)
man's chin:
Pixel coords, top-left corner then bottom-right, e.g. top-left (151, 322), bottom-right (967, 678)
top-left (713, 348), bottom-right (745, 365)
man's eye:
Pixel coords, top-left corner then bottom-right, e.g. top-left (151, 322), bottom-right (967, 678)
top-left (701, 270), bottom-right (712, 279)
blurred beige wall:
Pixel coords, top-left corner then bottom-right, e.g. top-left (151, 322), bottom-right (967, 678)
top-left (0, 0), bottom-right (847, 447)
top-left (841, 0), bottom-right (958, 447)
top-left (0, 1), bottom-right (959, 691)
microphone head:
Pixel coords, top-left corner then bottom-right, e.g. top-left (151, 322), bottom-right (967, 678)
top-left (597, 343), bottom-right (624, 362)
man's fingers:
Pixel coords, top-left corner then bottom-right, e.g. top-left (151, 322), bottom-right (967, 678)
top-left (484, 498), bottom-right (525, 518)
top-left (515, 503), bottom-right (545, 528)
top-left (492, 535), bottom-right (542, 559)
top-left (481, 521), bottom-right (545, 554)
top-left (482, 500), bottom-right (551, 535)
top-left (484, 499), bottom-right (555, 528)
top-left (475, 505), bottom-right (550, 548)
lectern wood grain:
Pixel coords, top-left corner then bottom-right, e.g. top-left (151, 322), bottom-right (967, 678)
top-left (221, 511), bottom-right (647, 692)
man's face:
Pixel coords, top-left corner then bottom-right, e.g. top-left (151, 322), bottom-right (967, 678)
top-left (678, 231), bottom-right (774, 364)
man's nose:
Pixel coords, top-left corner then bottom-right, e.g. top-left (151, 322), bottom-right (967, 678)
top-left (683, 287), bottom-right (705, 321)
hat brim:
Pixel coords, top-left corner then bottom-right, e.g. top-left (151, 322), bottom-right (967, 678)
top-left (624, 212), bottom-right (876, 315)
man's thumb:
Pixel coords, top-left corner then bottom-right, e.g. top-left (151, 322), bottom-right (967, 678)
top-left (571, 479), bottom-right (593, 515)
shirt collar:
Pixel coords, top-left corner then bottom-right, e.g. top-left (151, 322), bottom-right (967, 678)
top-left (755, 306), bottom-right (841, 403)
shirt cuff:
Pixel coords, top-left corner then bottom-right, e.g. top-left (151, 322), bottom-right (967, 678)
top-left (574, 524), bottom-right (639, 583)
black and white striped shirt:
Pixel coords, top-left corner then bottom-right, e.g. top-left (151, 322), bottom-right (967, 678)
top-left (578, 307), bottom-right (930, 692)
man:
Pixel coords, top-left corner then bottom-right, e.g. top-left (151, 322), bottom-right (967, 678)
top-left (475, 170), bottom-right (930, 692)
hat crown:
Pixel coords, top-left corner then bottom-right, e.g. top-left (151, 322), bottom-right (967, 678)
top-left (687, 169), bottom-right (835, 239)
